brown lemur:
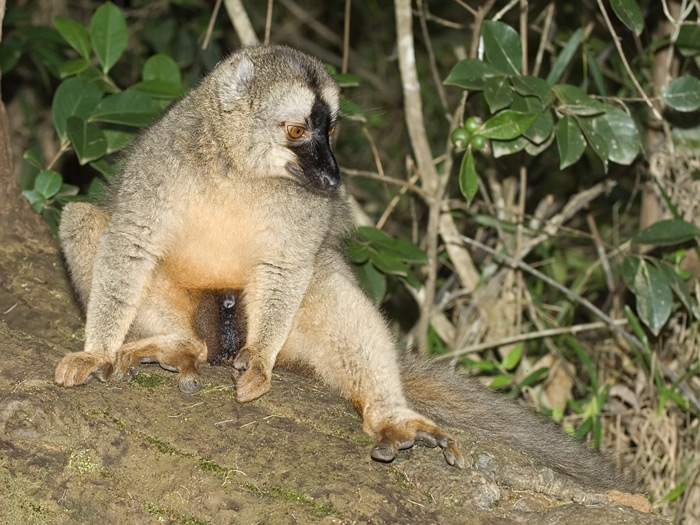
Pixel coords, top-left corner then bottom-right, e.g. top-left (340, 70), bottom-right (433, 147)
top-left (55, 45), bottom-right (634, 491)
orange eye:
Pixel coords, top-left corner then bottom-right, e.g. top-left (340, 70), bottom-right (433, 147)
top-left (329, 126), bottom-right (336, 136)
top-left (287, 125), bottom-right (305, 139)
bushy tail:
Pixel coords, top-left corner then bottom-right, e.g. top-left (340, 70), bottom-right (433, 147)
top-left (399, 355), bottom-right (637, 492)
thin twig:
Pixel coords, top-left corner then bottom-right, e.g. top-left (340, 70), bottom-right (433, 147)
top-left (595, 0), bottom-right (663, 122)
top-left (453, 0), bottom-right (477, 17)
top-left (532, 2), bottom-right (554, 77)
top-left (492, 0), bottom-right (520, 22)
top-left (417, 0), bottom-right (448, 113)
top-left (376, 173), bottom-right (420, 230)
top-left (342, 0), bottom-right (351, 73)
top-left (516, 165), bottom-right (527, 333)
top-left (470, 0), bottom-right (497, 58)
top-left (395, 0), bottom-right (443, 355)
top-left (519, 0), bottom-right (528, 75)
top-left (224, 0), bottom-right (259, 45)
top-left (202, 0), bottom-right (223, 50)
top-left (438, 320), bottom-right (628, 360)
top-left (264, 0), bottom-right (273, 45)
top-left (278, 0), bottom-right (343, 46)
top-left (341, 167), bottom-right (428, 198)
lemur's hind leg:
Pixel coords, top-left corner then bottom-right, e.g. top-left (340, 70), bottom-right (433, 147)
top-left (57, 202), bottom-right (206, 393)
top-left (276, 252), bottom-right (465, 468)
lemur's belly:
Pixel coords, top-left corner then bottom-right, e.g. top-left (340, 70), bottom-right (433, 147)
top-left (162, 205), bottom-right (263, 290)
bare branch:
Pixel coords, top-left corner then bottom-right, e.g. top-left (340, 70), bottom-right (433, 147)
top-left (224, 0), bottom-right (259, 45)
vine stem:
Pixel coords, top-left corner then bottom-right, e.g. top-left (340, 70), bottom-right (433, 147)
top-left (437, 320), bottom-right (628, 360)
top-left (595, 0), bottom-right (664, 122)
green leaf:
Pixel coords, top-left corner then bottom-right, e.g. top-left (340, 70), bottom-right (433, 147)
top-left (676, 25), bottom-right (700, 57)
top-left (556, 115), bottom-right (586, 169)
top-left (54, 16), bottom-right (91, 60)
top-left (631, 260), bottom-right (673, 336)
top-left (90, 159), bottom-right (120, 179)
top-left (585, 47), bottom-right (607, 96)
top-left (143, 54), bottom-right (181, 84)
top-left (333, 73), bottom-right (361, 88)
top-left (566, 336), bottom-right (598, 391)
top-left (22, 190), bottom-right (46, 213)
top-left (89, 2), bottom-right (128, 74)
top-left (103, 129), bottom-right (135, 154)
top-left (576, 116), bottom-right (609, 171)
top-left (632, 219), bottom-right (700, 246)
top-left (130, 80), bottom-right (185, 100)
top-left (482, 21), bottom-right (522, 75)
top-left (610, 0), bottom-right (644, 36)
top-left (490, 374), bottom-right (513, 389)
top-left (516, 367), bottom-right (549, 389)
top-left (481, 110), bottom-right (537, 140)
top-left (34, 169), bottom-right (63, 199)
top-left (58, 58), bottom-right (90, 78)
top-left (52, 76), bottom-right (103, 143)
top-left (339, 97), bottom-right (366, 122)
top-left (483, 75), bottom-right (513, 112)
top-left (593, 107), bottom-right (640, 165)
top-left (347, 241), bottom-right (370, 264)
top-left (510, 93), bottom-right (553, 144)
top-left (491, 136), bottom-right (528, 158)
top-left (458, 149), bottom-right (478, 203)
top-left (546, 28), bottom-right (584, 85)
top-left (0, 36), bottom-right (24, 74)
top-left (55, 183), bottom-right (80, 199)
top-left (662, 76), bottom-right (700, 112)
top-left (23, 150), bottom-right (42, 170)
top-left (443, 59), bottom-right (504, 90)
top-left (553, 84), bottom-right (606, 116)
top-left (369, 250), bottom-right (409, 277)
top-left (655, 261), bottom-right (700, 321)
top-left (501, 343), bottom-right (523, 371)
top-left (66, 116), bottom-right (108, 165)
top-left (90, 91), bottom-right (162, 127)
top-left (355, 261), bottom-right (386, 304)
top-left (511, 75), bottom-right (553, 105)
top-left (357, 227), bottom-right (427, 263)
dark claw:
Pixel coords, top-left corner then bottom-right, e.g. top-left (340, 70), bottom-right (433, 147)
top-left (159, 363), bottom-right (178, 373)
top-left (179, 374), bottom-right (202, 394)
top-left (397, 439), bottom-right (415, 450)
top-left (415, 431), bottom-right (438, 448)
top-left (87, 362), bottom-right (113, 383)
top-left (371, 440), bottom-right (397, 463)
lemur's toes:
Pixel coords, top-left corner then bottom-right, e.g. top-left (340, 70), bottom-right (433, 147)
top-left (232, 350), bottom-right (271, 402)
top-left (55, 351), bottom-right (114, 387)
top-left (369, 417), bottom-right (464, 469)
top-left (440, 438), bottom-right (465, 469)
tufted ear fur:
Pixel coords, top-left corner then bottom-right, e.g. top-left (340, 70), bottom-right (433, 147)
top-left (218, 56), bottom-right (254, 109)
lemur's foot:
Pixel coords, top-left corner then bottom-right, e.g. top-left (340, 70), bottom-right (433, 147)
top-left (114, 347), bottom-right (203, 394)
top-left (232, 348), bottom-right (272, 403)
top-left (370, 416), bottom-right (465, 469)
top-left (54, 351), bottom-right (114, 387)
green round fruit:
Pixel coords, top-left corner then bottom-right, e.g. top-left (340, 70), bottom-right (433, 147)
top-left (470, 135), bottom-right (487, 150)
top-left (464, 116), bottom-right (481, 133)
top-left (451, 127), bottom-right (471, 147)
